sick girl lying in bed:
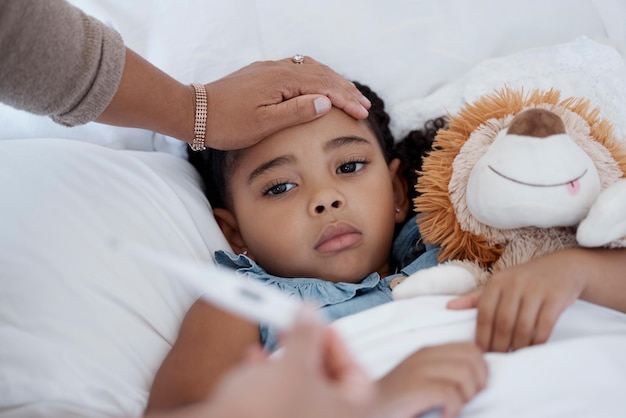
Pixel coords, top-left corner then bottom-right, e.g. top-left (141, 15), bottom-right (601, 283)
top-left (145, 83), bottom-right (488, 418)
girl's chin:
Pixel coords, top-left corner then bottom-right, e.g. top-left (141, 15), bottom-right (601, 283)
top-left (317, 266), bottom-right (383, 284)
top-left (274, 257), bottom-right (386, 283)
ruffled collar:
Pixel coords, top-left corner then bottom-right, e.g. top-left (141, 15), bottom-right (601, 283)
top-left (214, 250), bottom-right (383, 309)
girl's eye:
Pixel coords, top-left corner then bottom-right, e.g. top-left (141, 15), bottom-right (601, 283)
top-left (337, 160), bottom-right (366, 174)
top-left (263, 182), bottom-right (295, 196)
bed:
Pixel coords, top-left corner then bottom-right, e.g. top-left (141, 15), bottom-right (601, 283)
top-left (2, 1), bottom-right (626, 416)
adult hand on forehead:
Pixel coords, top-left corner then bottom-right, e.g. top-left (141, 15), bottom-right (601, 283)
top-left (203, 56), bottom-right (371, 150)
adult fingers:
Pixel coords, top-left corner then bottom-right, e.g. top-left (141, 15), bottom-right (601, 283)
top-left (243, 344), bottom-right (269, 363)
top-left (257, 83), bottom-right (367, 139)
top-left (281, 77), bottom-right (369, 121)
top-left (281, 307), bottom-right (325, 373)
top-left (323, 327), bottom-right (373, 401)
top-left (262, 94), bottom-right (333, 131)
top-left (279, 55), bottom-right (371, 113)
top-left (323, 327), bottom-right (363, 383)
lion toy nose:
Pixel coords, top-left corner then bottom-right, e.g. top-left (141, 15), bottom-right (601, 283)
top-left (507, 108), bottom-right (566, 138)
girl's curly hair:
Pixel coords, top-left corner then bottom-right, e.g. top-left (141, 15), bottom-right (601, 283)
top-left (393, 116), bottom-right (448, 207)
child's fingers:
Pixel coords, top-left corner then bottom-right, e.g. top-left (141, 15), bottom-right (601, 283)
top-left (395, 384), bottom-right (463, 418)
top-left (490, 288), bottom-right (522, 352)
top-left (379, 343), bottom-right (487, 418)
top-left (460, 344), bottom-right (489, 393)
top-left (417, 379), bottom-right (477, 418)
top-left (436, 363), bottom-right (482, 403)
top-left (474, 287), bottom-right (501, 351)
top-left (446, 289), bottom-right (482, 310)
top-left (440, 396), bottom-right (464, 418)
top-left (413, 343), bottom-right (488, 401)
top-left (441, 347), bottom-right (488, 401)
top-left (511, 297), bottom-right (542, 351)
top-left (531, 301), bottom-right (562, 346)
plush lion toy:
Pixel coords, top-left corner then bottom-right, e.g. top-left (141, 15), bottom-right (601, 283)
top-left (392, 86), bottom-right (626, 299)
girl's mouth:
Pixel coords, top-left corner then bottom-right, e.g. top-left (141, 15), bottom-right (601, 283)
top-left (315, 222), bottom-right (362, 253)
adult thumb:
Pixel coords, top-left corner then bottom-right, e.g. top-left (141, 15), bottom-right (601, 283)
top-left (271, 94), bottom-right (332, 128)
top-left (282, 307), bottom-right (325, 372)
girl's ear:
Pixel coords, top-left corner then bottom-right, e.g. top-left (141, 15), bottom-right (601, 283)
top-left (388, 158), bottom-right (410, 223)
top-left (213, 208), bottom-right (248, 255)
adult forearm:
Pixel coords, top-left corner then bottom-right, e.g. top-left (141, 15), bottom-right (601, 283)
top-left (0, 0), bottom-right (124, 124)
top-left (96, 48), bottom-right (195, 143)
top-left (2, 1), bottom-right (372, 150)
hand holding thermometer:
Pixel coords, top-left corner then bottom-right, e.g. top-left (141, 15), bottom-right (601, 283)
top-left (111, 239), bottom-right (310, 332)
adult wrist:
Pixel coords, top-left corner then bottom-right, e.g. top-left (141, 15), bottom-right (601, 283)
top-left (189, 83), bottom-right (208, 151)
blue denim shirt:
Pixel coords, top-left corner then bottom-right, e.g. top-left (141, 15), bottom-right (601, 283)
top-left (214, 215), bottom-right (440, 351)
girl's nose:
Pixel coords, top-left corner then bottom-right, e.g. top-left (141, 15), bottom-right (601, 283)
top-left (309, 182), bottom-right (345, 215)
top-left (314, 200), bottom-right (341, 214)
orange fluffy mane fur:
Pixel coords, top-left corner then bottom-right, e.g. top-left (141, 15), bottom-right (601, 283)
top-left (414, 86), bottom-right (626, 268)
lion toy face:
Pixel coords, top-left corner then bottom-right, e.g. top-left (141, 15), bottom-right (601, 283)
top-left (392, 87), bottom-right (626, 299)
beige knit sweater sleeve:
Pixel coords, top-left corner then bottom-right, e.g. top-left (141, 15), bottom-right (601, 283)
top-left (0, 0), bottom-right (126, 126)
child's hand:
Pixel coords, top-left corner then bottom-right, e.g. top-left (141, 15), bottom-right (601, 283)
top-left (447, 251), bottom-right (587, 352)
top-left (376, 342), bottom-right (487, 418)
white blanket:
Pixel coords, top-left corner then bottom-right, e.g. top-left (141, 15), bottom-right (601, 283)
top-left (333, 297), bottom-right (626, 417)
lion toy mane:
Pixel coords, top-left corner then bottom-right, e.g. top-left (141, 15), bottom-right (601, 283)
top-left (392, 86), bottom-right (626, 299)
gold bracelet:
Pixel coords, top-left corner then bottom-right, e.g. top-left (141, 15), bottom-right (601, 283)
top-left (189, 83), bottom-right (207, 152)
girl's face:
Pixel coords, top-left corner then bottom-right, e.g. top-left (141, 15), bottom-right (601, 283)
top-left (214, 108), bottom-right (408, 283)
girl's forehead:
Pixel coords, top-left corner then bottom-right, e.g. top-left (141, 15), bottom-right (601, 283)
top-left (273, 107), bottom-right (372, 141)
top-left (239, 108), bottom-right (377, 161)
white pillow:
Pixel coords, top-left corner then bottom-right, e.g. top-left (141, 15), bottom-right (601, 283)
top-left (390, 37), bottom-right (626, 141)
top-left (0, 139), bottom-right (227, 417)
top-left (67, 0), bottom-right (618, 101)
top-left (0, 104), bottom-right (158, 151)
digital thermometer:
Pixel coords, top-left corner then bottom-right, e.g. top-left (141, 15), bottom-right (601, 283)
top-left (112, 239), bottom-right (307, 331)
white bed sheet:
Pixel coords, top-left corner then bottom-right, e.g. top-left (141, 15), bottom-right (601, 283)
top-left (333, 297), bottom-right (626, 418)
